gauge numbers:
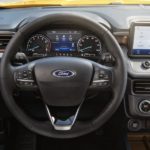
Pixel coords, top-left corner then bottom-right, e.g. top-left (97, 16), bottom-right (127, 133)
top-left (26, 34), bottom-right (51, 56)
top-left (77, 35), bottom-right (102, 55)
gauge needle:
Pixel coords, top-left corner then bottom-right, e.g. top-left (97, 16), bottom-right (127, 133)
top-left (80, 46), bottom-right (92, 52)
top-left (28, 45), bottom-right (40, 52)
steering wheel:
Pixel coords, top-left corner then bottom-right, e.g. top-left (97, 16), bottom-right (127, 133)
top-left (0, 13), bottom-right (127, 138)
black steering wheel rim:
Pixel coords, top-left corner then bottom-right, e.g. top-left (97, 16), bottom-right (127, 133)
top-left (0, 13), bottom-right (127, 138)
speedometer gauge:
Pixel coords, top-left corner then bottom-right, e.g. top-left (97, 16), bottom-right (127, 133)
top-left (26, 34), bottom-right (51, 56)
top-left (77, 35), bottom-right (102, 55)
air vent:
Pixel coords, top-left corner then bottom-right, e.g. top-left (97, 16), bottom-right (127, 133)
top-left (0, 35), bottom-right (13, 52)
top-left (133, 80), bottom-right (150, 94)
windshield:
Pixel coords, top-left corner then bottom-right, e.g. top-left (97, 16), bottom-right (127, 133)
top-left (0, 0), bottom-right (150, 8)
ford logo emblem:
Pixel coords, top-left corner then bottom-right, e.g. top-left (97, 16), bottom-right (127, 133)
top-left (52, 70), bottom-right (76, 78)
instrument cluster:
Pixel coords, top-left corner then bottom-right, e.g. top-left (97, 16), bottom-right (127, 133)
top-left (24, 29), bottom-right (104, 59)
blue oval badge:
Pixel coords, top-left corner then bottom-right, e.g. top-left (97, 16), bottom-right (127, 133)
top-left (52, 70), bottom-right (76, 78)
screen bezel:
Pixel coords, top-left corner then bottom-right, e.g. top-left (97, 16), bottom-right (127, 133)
top-left (129, 22), bottom-right (150, 58)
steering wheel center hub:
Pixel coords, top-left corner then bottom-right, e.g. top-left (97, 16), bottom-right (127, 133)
top-left (34, 57), bottom-right (93, 106)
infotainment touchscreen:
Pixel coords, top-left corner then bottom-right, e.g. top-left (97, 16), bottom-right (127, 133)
top-left (132, 26), bottom-right (150, 55)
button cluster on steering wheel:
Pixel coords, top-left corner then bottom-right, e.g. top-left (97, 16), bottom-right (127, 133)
top-left (91, 68), bottom-right (111, 89)
top-left (14, 70), bottom-right (36, 88)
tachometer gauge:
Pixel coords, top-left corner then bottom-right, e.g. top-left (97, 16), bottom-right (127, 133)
top-left (26, 34), bottom-right (51, 56)
top-left (77, 35), bottom-right (102, 55)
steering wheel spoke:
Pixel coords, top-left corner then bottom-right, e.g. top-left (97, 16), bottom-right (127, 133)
top-left (45, 104), bottom-right (82, 131)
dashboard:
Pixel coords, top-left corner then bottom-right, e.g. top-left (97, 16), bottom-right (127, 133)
top-left (0, 5), bottom-right (149, 133)
top-left (23, 29), bottom-right (103, 59)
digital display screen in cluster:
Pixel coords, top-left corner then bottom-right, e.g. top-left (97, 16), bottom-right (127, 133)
top-left (47, 30), bottom-right (82, 52)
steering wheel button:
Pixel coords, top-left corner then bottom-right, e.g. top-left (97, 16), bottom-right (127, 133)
top-left (104, 74), bottom-right (109, 79)
top-left (93, 74), bottom-right (100, 80)
top-left (91, 83), bottom-right (97, 87)
top-left (29, 82), bottom-right (33, 86)
top-left (23, 73), bottom-right (28, 78)
top-left (99, 70), bottom-right (105, 74)
top-left (28, 71), bottom-right (32, 74)
top-left (18, 81), bottom-right (23, 85)
top-left (104, 81), bottom-right (109, 86)
top-left (18, 75), bottom-right (22, 79)
top-left (18, 71), bottom-right (22, 75)
top-left (99, 74), bottom-right (104, 78)
top-left (98, 82), bottom-right (103, 86)
top-left (28, 76), bottom-right (33, 80)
